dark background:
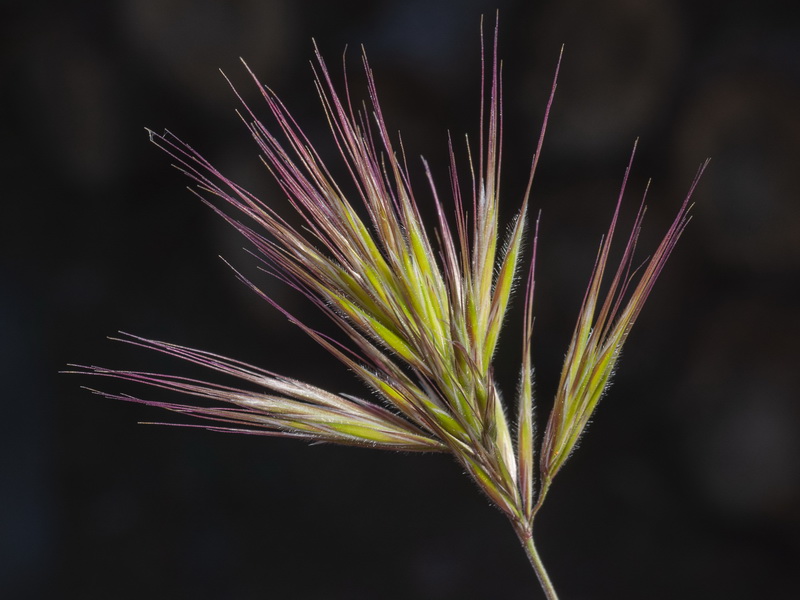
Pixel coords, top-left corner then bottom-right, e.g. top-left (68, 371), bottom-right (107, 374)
top-left (3, 0), bottom-right (800, 598)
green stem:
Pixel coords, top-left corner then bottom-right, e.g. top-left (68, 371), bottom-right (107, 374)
top-left (514, 522), bottom-right (559, 600)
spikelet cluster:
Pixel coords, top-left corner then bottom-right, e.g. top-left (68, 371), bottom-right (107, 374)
top-left (73, 19), bottom-right (706, 594)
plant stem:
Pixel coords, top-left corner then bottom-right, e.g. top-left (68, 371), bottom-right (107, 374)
top-left (515, 523), bottom-right (559, 600)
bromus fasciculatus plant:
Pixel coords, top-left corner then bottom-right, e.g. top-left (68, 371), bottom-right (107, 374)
top-left (71, 16), bottom-right (707, 599)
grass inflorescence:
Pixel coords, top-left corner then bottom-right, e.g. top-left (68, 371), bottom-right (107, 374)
top-left (70, 16), bottom-right (706, 599)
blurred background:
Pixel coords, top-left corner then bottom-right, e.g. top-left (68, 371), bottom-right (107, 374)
top-left (2, 0), bottom-right (799, 598)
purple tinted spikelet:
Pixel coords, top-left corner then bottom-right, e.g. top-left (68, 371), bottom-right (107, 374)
top-left (539, 148), bottom-right (709, 490)
top-left (71, 16), bottom-right (705, 598)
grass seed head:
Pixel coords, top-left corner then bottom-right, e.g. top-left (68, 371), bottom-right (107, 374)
top-left (72, 18), bottom-right (705, 571)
